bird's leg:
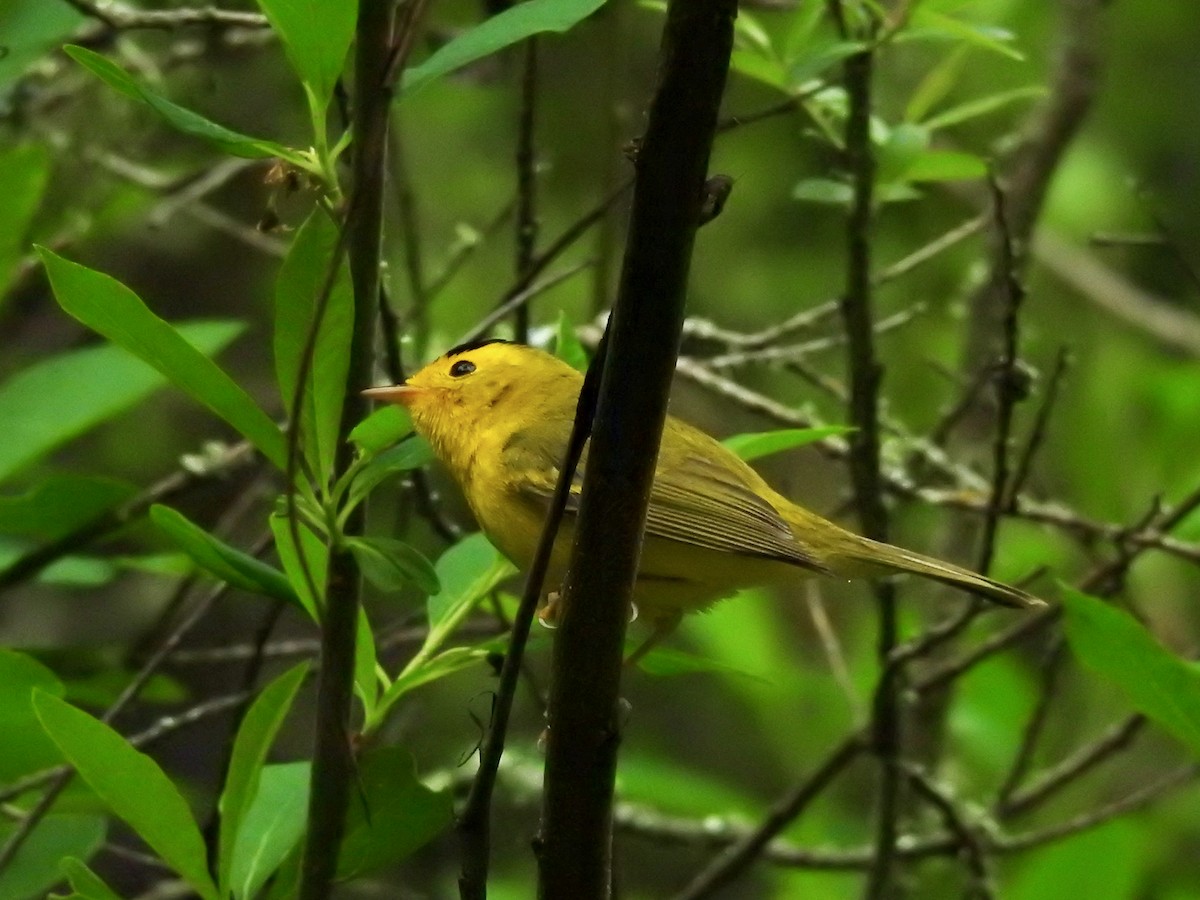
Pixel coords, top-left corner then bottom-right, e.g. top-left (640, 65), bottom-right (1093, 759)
top-left (625, 611), bottom-right (682, 667)
top-left (536, 589), bottom-right (562, 628)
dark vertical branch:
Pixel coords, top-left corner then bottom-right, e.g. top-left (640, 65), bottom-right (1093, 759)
top-left (457, 332), bottom-right (606, 900)
top-left (906, 0), bottom-right (1108, 815)
top-left (537, 2), bottom-right (736, 898)
top-left (976, 175), bottom-right (1027, 576)
top-left (832, 14), bottom-right (901, 899)
top-left (513, 37), bottom-right (539, 342)
top-left (591, 0), bottom-right (631, 314)
top-left (391, 126), bottom-right (430, 360)
top-left (298, 1), bottom-right (395, 896)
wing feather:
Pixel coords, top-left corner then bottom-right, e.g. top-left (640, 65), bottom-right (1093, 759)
top-left (501, 421), bottom-right (825, 573)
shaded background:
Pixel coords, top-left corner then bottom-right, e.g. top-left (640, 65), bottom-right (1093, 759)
top-left (2, 0), bottom-right (1200, 896)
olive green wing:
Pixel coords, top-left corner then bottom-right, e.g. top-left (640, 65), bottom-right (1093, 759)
top-left (501, 419), bottom-right (826, 573)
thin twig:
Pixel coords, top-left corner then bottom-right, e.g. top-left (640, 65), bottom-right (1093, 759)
top-left (902, 763), bottom-right (994, 899)
top-left (63, 0), bottom-right (266, 30)
top-left (672, 734), bottom-right (865, 900)
top-left (999, 712), bottom-right (1146, 818)
top-left (298, 0), bottom-right (399, 893)
top-left (832, 12), bottom-right (901, 896)
top-left (0, 441), bottom-right (256, 592)
top-left (538, 3), bottom-right (735, 896)
top-left (513, 36), bottom-right (540, 343)
top-left (1006, 345), bottom-right (1070, 504)
top-left (993, 640), bottom-right (1066, 811)
top-left (0, 572), bottom-right (233, 872)
top-left (457, 334), bottom-right (610, 899)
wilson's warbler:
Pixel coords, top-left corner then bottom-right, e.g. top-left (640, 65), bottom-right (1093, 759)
top-left (364, 340), bottom-right (1043, 642)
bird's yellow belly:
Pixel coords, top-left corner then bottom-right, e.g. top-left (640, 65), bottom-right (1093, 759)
top-left (472, 489), bottom-right (800, 624)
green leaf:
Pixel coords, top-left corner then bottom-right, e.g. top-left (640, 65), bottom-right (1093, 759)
top-left (63, 46), bottom-right (302, 162)
top-left (876, 121), bottom-right (929, 184)
top-left (273, 211), bottom-right (354, 484)
top-left (0, 816), bottom-right (106, 900)
top-left (33, 691), bottom-right (218, 900)
top-left (903, 44), bottom-right (970, 125)
top-left (254, 0), bottom-right (357, 104)
top-left (554, 311), bottom-right (589, 372)
top-left (792, 177), bottom-right (852, 206)
top-left (427, 532), bottom-right (515, 632)
top-left (906, 11), bottom-right (1024, 61)
top-left (785, 39), bottom-right (866, 88)
top-left (729, 48), bottom-right (788, 92)
top-left (0, 649), bottom-right (65, 782)
top-left (0, 2), bottom-right (85, 90)
top-left (355, 606), bottom-right (379, 716)
top-left (54, 857), bottom-right (123, 900)
top-left (382, 645), bottom-right (490, 702)
top-left (218, 662), bottom-right (310, 900)
top-left (0, 143), bottom-right (49, 302)
top-left (150, 505), bottom-right (301, 607)
top-left (39, 249), bottom-right (287, 469)
top-left (349, 404), bottom-right (413, 453)
top-left (0, 322), bottom-right (242, 484)
top-left (402, 0), bottom-right (607, 96)
top-left (337, 747), bottom-right (453, 878)
top-left (347, 437), bottom-right (435, 509)
top-left (904, 150), bottom-right (988, 182)
top-left (635, 644), bottom-right (768, 682)
top-left (269, 512), bottom-right (325, 620)
top-left (348, 536), bottom-right (440, 596)
top-left (229, 762), bottom-right (310, 900)
top-left (921, 85), bottom-right (1046, 132)
top-left (0, 540), bottom-right (116, 588)
top-left (722, 426), bottom-right (854, 462)
top-left (1062, 587), bottom-right (1200, 759)
top-left (0, 476), bottom-right (134, 541)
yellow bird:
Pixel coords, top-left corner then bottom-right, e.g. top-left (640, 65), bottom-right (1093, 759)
top-left (364, 340), bottom-right (1043, 648)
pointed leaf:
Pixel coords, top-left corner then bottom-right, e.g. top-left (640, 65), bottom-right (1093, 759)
top-left (218, 662), bottom-right (310, 899)
top-left (922, 85), bottom-right (1046, 132)
top-left (269, 511), bottom-right (325, 619)
top-left (151, 505), bottom-right (300, 607)
top-left (273, 211), bottom-right (354, 484)
top-left (229, 762), bottom-right (310, 900)
top-left (402, 0), bottom-right (607, 96)
top-left (381, 645), bottom-right (489, 703)
top-left (348, 536), bottom-right (439, 596)
top-left (0, 649), bottom-right (64, 782)
top-left (0, 816), bottom-right (106, 900)
top-left (0, 143), bottom-right (49, 302)
top-left (33, 691), bottom-right (218, 900)
top-left (337, 747), bottom-right (452, 878)
top-left (253, 0), bottom-right (357, 104)
top-left (0, 3), bottom-right (85, 90)
top-left (554, 311), bottom-right (589, 372)
top-left (349, 405), bottom-right (413, 453)
top-left (64, 46), bottom-right (301, 162)
top-left (722, 426), bottom-right (854, 462)
top-left (39, 249), bottom-right (286, 468)
top-left (1063, 587), bottom-right (1200, 759)
top-left (426, 532), bottom-right (515, 632)
top-left (0, 322), bottom-right (242, 484)
top-left (0, 475), bottom-right (134, 541)
top-left (792, 177), bottom-right (852, 206)
top-left (347, 437), bottom-right (435, 509)
top-left (54, 857), bottom-right (122, 900)
top-left (355, 606), bottom-right (379, 716)
top-left (904, 150), bottom-right (988, 183)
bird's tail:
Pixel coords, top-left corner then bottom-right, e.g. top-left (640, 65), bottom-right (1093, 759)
top-left (828, 535), bottom-right (1045, 609)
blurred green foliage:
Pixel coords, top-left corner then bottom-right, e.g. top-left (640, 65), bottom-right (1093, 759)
top-left (1, 0), bottom-right (1199, 897)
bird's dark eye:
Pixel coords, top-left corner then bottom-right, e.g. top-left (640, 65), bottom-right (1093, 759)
top-left (449, 359), bottom-right (476, 378)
